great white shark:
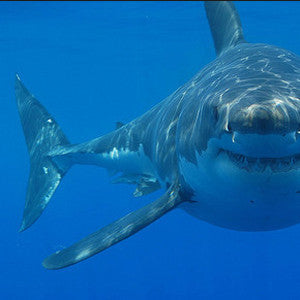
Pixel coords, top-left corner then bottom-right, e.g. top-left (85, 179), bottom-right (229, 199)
top-left (16, 1), bottom-right (300, 269)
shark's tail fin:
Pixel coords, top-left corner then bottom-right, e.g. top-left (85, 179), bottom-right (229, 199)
top-left (15, 75), bottom-right (71, 232)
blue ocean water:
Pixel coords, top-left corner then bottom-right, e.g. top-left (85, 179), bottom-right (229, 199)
top-left (2, 1), bottom-right (300, 299)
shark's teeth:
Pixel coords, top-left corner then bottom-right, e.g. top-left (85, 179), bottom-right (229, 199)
top-left (223, 150), bottom-right (300, 173)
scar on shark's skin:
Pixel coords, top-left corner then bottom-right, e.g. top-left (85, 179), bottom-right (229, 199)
top-left (16, 1), bottom-right (300, 269)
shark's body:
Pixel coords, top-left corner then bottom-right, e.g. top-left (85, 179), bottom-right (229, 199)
top-left (16, 2), bottom-right (300, 269)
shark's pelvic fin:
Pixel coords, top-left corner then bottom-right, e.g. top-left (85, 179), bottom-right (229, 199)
top-left (204, 1), bottom-right (246, 56)
top-left (111, 173), bottom-right (161, 197)
top-left (15, 75), bottom-right (71, 231)
top-left (43, 182), bottom-right (183, 270)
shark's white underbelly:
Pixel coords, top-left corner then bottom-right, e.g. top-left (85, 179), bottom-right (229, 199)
top-left (179, 152), bottom-right (300, 231)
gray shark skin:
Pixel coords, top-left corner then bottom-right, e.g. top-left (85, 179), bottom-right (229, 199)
top-left (16, 1), bottom-right (300, 269)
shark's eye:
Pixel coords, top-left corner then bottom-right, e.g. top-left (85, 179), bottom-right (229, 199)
top-left (226, 123), bottom-right (233, 133)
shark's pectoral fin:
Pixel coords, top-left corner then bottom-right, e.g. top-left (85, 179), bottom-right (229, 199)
top-left (43, 182), bottom-right (184, 270)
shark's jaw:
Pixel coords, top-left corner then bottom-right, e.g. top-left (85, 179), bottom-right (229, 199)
top-left (215, 131), bottom-right (300, 173)
top-left (179, 132), bottom-right (300, 231)
top-left (222, 149), bottom-right (300, 173)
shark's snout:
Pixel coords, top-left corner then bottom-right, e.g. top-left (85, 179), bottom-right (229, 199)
top-left (228, 102), bottom-right (300, 135)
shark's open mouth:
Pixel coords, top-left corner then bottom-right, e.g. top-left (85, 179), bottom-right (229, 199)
top-left (222, 149), bottom-right (300, 173)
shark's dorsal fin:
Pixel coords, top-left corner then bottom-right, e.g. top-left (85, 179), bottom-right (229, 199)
top-left (204, 1), bottom-right (246, 56)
